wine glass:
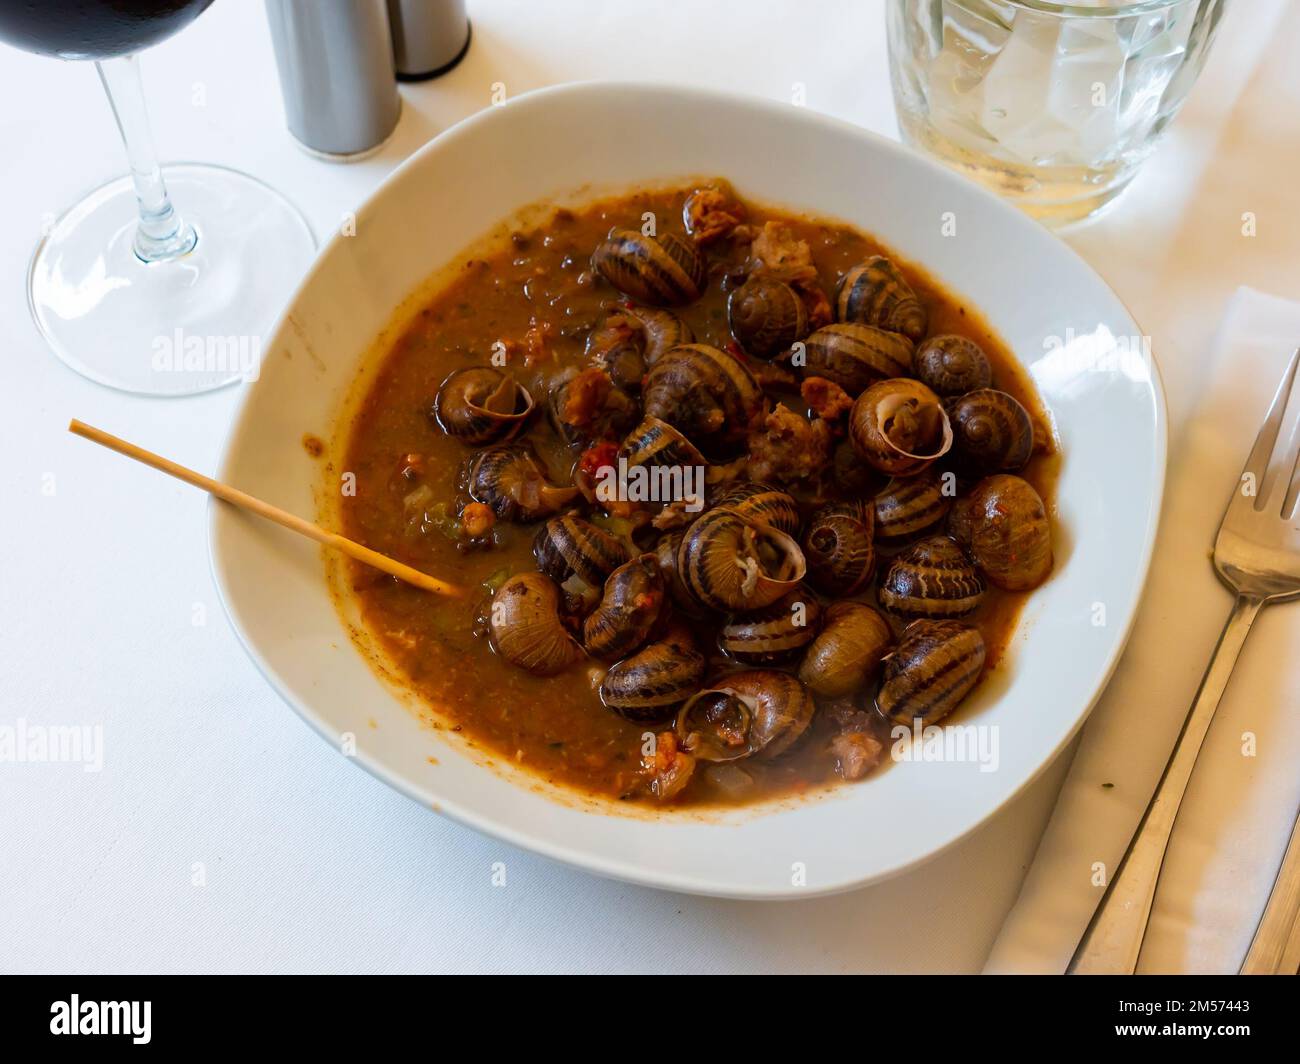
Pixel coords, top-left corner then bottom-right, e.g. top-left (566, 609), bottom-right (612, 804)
top-left (0, 0), bottom-right (317, 395)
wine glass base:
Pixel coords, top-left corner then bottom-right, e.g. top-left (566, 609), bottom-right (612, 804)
top-left (28, 163), bottom-right (317, 396)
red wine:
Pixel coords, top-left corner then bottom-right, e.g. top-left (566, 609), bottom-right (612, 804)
top-left (0, 0), bottom-right (214, 60)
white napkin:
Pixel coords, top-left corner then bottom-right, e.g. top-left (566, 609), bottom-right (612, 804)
top-left (985, 287), bottom-right (1300, 974)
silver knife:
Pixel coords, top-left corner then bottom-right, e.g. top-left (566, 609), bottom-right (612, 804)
top-left (1240, 805), bottom-right (1300, 974)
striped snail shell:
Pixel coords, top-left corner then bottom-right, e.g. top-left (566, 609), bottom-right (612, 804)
top-left (798, 601), bottom-right (892, 698)
top-left (949, 388), bottom-right (1034, 475)
top-left (913, 335), bottom-right (992, 397)
top-left (468, 444), bottom-right (579, 523)
top-left (673, 689), bottom-right (755, 762)
top-left (618, 415), bottom-right (707, 471)
top-left (710, 481), bottom-right (801, 536)
top-left (676, 670), bottom-right (814, 761)
top-left (643, 343), bottom-right (762, 457)
top-left (583, 555), bottom-right (667, 661)
top-left (835, 256), bottom-right (928, 342)
top-left (802, 501), bottom-right (876, 596)
top-left (654, 531), bottom-right (705, 615)
top-left (874, 472), bottom-right (954, 550)
top-left (488, 572), bottom-right (583, 676)
top-left (802, 323), bottom-right (914, 395)
top-left (532, 514), bottom-right (630, 588)
top-left (876, 619), bottom-right (986, 725)
top-left (624, 306), bottom-right (695, 365)
top-left (849, 378), bottom-right (953, 476)
top-left (677, 507), bottom-right (807, 612)
top-left (599, 620), bottom-right (705, 723)
top-left (433, 367), bottom-right (534, 444)
top-left (591, 228), bottom-right (707, 306)
top-left (878, 535), bottom-right (985, 620)
top-left (717, 590), bottom-right (821, 664)
top-left (958, 475), bottom-right (1053, 591)
top-left (707, 670), bottom-right (816, 759)
top-left (727, 276), bottom-right (810, 359)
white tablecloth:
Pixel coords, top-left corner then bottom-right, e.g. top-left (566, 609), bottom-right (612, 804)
top-left (1, 0), bottom-right (1296, 973)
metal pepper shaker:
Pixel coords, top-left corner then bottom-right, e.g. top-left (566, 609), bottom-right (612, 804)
top-left (387, 0), bottom-right (472, 81)
top-left (265, 0), bottom-right (402, 160)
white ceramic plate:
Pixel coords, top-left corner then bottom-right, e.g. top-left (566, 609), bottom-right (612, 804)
top-left (210, 82), bottom-right (1165, 899)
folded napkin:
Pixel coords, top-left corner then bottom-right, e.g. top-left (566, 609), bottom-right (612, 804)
top-left (985, 287), bottom-right (1300, 974)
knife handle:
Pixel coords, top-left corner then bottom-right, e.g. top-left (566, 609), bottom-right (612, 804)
top-left (1068, 594), bottom-right (1262, 974)
top-left (1241, 806), bottom-right (1300, 974)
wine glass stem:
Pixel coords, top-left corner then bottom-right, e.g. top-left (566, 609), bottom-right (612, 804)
top-left (95, 54), bottom-right (197, 263)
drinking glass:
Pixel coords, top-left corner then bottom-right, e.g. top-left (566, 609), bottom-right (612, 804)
top-left (0, 0), bottom-right (317, 394)
top-left (887, 0), bottom-right (1226, 226)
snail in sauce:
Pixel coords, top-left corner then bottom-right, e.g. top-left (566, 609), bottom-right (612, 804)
top-left (849, 378), bottom-right (953, 477)
top-left (338, 181), bottom-right (1058, 806)
top-left (912, 334), bottom-right (992, 397)
top-left (950, 474), bottom-right (1054, 591)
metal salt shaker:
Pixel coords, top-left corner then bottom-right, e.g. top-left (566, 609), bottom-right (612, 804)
top-left (387, 0), bottom-right (472, 81)
top-left (264, 0), bottom-right (401, 160)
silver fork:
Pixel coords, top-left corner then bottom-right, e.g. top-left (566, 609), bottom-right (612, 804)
top-left (1069, 345), bottom-right (1300, 975)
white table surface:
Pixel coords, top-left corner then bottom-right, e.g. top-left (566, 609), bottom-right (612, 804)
top-left (1, 0), bottom-right (1295, 974)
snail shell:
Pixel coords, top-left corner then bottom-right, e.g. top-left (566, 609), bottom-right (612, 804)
top-left (532, 514), bottom-right (630, 588)
top-left (699, 670), bottom-right (816, 759)
top-left (624, 306), bottom-right (695, 365)
top-left (600, 620), bottom-right (705, 723)
top-left (583, 555), bottom-right (667, 661)
top-left (677, 507), bottom-right (806, 611)
top-left (619, 415), bottom-right (707, 471)
top-left (433, 367), bottom-right (534, 444)
top-left (958, 475), bottom-right (1053, 591)
top-left (878, 535), bottom-right (986, 620)
top-left (876, 619), bottom-right (986, 725)
top-left (468, 444), bottom-right (579, 523)
top-left (802, 323), bottom-right (914, 395)
top-left (654, 531), bottom-right (705, 615)
top-left (874, 472), bottom-right (954, 549)
top-left (488, 572), bottom-right (583, 676)
top-left (710, 480), bottom-right (801, 536)
top-left (673, 689), bottom-right (756, 762)
top-left (835, 256), bottom-right (927, 342)
top-left (727, 276), bottom-right (810, 359)
top-left (718, 591), bottom-right (821, 664)
top-left (798, 601), bottom-right (892, 698)
top-left (547, 366), bottom-right (638, 446)
top-left (949, 388), bottom-right (1034, 475)
top-left (913, 335), bottom-right (992, 396)
top-left (592, 228), bottom-right (707, 306)
top-left (599, 341), bottom-right (647, 394)
top-left (802, 501), bottom-right (876, 596)
top-left (643, 343), bottom-right (762, 457)
top-left (849, 378), bottom-right (953, 476)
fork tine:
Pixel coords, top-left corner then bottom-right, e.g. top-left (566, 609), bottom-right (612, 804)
top-left (1258, 346), bottom-right (1300, 515)
top-left (1232, 345), bottom-right (1300, 515)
